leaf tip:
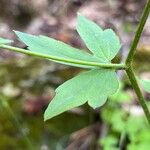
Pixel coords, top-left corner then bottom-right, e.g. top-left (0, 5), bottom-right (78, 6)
top-left (44, 116), bottom-right (48, 122)
top-left (13, 30), bottom-right (20, 35)
top-left (44, 110), bottom-right (50, 122)
top-left (77, 12), bottom-right (86, 21)
top-left (13, 30), bottom-right (25, 38)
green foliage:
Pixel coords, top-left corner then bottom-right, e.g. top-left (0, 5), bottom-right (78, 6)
top-left (5, 15), bottom-right (121, 120)
top-left (43, 15), bottom-right (121, 120)
top-left (141, 79), bottom-right (150, 93)
top-left (0, 14), bottom-right (149, 123)
top-left (100, 93), bottom-right (150, 150)
top-left (0, 38), bottom-right (13, 45)
top-left (14, 31), bottom-right (102, 69)
top-left (0, 0), bottom-right (150, 148)
top-left (77, 14), bottom-right (121, 62)
top-left (127, 116), bottom-right (150, 150)
top-left (44, 69), bottom-right (119, 120)
top-left (100, 135), bottom-right (119, 150)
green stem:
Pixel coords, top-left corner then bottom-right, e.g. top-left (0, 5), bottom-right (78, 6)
top-left (119, 131), bottom-right (127, 150)
top-left (126, 0), bottom-right (150, 65)
top-left (126, 67), bottom-right (150, 124)
top-left (0, 44), bottom-right (126, 70)
top-left (125, 0), bottom-right (150, 125)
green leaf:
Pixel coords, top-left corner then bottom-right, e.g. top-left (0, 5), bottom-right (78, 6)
top-left (141, 79), bottom-right (150, 93)
top-left (0, 37), bottom-right (13, 44)
top-left (44, 69), bottom-right (119, 121)
top-left (77, 14), bottom-right (121, 62)
top-left (14, 31), bottom-right (103, 68)
top-left (128, 142), bottom-right (150, 150)
top-left (100, 135), bottom-right (119, 150)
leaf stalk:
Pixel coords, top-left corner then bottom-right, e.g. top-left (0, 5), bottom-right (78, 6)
top-left (0, 44), bottom-right (126, 70)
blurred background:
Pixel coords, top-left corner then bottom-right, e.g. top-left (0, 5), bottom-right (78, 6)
top-left (0, 0), bottom-right (150, 150)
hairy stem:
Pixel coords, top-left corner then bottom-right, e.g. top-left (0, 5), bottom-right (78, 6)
top-left (0, 44), bottom-right (126, 70)
top-left (126, 67), bottom-right (150, 124)
top-left (126, 0), bottom-right (150, 65)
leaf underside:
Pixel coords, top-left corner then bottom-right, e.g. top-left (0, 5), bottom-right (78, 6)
top-left (44, 69), bottom-right (119, 121)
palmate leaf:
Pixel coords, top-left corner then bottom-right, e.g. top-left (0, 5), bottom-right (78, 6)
top-left (14, 31), bottom-right (104, 68)
top-left (44, 69), bottom-right (119, 120)
top-left (10, 14), bottom-right (122, 121)
top-left (0, 37), bottom-right (13, 45)
top-left (77, 14), bottom-right (121, 62)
